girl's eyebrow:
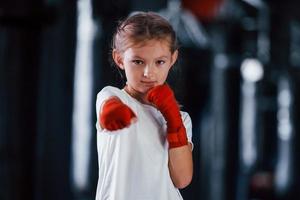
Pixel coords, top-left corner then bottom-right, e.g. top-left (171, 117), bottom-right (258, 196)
top-left (131, 55), bottom-right (169, 59)
top-left (156, 56), bottom-right (168, 59)
top-left (131, 56), bottom-right (144, 59)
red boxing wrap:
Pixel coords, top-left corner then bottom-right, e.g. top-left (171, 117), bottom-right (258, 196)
top-left (99, 98), bottom-right (136, 131)
top-left (147, 84), bottom-right (188, 149)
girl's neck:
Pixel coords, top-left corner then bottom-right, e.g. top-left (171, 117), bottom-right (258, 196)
top-left (124, 85), bottom-right (149, 105)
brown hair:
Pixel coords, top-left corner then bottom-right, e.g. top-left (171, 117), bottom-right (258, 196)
top-left (112, 11), bottom-right (178, 54)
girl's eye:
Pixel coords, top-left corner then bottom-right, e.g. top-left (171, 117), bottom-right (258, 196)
top-left (156, 60), bottom-right (166, 65)
top-left (132, 60), bottom-right (144, 65)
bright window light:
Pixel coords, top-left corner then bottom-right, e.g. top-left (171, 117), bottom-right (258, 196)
top-left (71, 0), bottom-right (96, 190)
top-left (241, 58), bottom-right (264, 82)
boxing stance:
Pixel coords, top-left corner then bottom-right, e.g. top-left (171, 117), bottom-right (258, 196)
top-left (95, 12), bottom-right (193, 200)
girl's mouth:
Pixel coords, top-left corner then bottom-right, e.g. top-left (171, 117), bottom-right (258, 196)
top-left (141, 81), bottom-right (156, 86)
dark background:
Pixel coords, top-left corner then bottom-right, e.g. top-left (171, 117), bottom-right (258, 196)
top-left (1, 0), bottom-right (300, 199)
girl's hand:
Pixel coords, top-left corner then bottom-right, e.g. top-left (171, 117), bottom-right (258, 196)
top-left (99, 97), bottom-right (136, 131)
top-left (146, 84), bottom-right (188, 149)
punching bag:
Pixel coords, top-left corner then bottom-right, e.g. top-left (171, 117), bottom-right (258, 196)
top-left (182, 0), bottom-right (225, 22)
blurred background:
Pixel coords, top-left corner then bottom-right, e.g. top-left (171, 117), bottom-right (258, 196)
top-left (1, 0), bottom-right (300, 199)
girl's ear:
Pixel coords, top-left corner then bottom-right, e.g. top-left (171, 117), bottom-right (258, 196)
top-left (112, 49), bottom-right (124, 70)
top-left (170, 50), bottom-right (178, 66)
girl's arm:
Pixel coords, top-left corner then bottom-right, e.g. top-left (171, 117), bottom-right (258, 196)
top-left (168, 143), bottom-right (193, 189)
top-left (99, 97), bottom-right (136, 131)
top-left (146, 84), bottom-right (194, 188)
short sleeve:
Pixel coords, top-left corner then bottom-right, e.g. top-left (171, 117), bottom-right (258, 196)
top-left (95, 86), bottom-right (126, 132)
top-left (181, 112), bottom-right (194, 150)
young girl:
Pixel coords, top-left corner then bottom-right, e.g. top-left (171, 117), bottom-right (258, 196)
top-left (95, 12), bottom-right (193, 200)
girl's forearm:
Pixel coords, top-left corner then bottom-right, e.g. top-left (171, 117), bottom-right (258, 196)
top-left (168, 143), bottom-right (193, 189)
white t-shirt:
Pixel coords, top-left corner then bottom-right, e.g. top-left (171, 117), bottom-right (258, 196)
top-left (95, 86), bottom-right (193, 200)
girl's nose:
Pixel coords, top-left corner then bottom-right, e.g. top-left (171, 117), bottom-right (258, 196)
top-left (143, 65), bottom-right (155, 78)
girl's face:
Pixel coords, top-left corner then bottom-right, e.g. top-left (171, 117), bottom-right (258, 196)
top-left (113, 39), bottom-right (178, 100)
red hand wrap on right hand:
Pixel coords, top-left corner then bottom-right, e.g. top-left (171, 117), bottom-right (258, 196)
top-left (99, 98), bottom-right (136, 131)
top-left (147, 84), bottom-right (188, 149)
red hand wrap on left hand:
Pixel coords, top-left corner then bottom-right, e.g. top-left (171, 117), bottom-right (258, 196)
top-left (147, 84), bottom-right (188, 149)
